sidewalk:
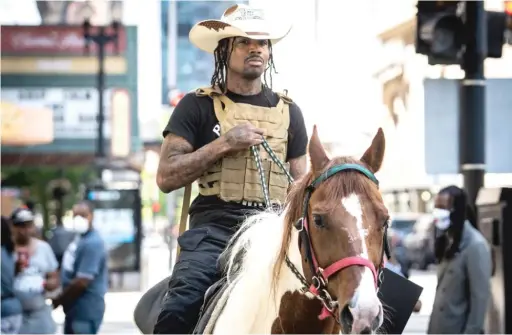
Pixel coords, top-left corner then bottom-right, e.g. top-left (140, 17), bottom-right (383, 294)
top-left (53, 292), bottom-right (143, 334)
top-left (53, 244), bottom-right (172, 334)
top-left (52, 247), bottom-right (436, 334)
top-left (403, 269), bottom-right (437, 334)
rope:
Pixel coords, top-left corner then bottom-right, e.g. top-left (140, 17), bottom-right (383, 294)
top-left (250, 145), bottom-right (271, 207)
top-left (251, 136), bottom-right (294, 208)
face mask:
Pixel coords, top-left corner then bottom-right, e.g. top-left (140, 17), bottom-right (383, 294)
top-left (73, 216), bottom-right (90, 234)
top-left (433, 208), bottom-right (451, 231)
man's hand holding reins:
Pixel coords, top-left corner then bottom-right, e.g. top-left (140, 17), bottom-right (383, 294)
top-left (224, 122), bottom-right (264, 153)
top-left (157, 123), bottom-right (264, 193)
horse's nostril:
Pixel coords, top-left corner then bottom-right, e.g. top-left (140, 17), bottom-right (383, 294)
top-left (340, 304), bottom-right (353, 332)
top-left (360, 326), bottom-right (372, 334)
top-left (372, 305), bottom-right (383, 330)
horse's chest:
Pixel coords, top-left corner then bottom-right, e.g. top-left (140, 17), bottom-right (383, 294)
top-left (271, 291), bottom-right (339, 334)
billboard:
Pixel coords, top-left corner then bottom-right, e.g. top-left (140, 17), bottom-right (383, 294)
top-left (1, 87), bottom-right (114, 139)
top-left (424, 78), bottom-right (512, 174)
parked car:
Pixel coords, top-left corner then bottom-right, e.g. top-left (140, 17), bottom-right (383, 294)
top-left (403, 215), bottom-right (436, 270)
top-left (388, 213), bottom-right (422, 277)
top-left (389, 212), bottom-right (421, 238)
top-left (389, 212), bottom-right (437, 275)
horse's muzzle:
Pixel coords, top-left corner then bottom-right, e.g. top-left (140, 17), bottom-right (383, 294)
top-left (340, 303), bottom-right (382, 334)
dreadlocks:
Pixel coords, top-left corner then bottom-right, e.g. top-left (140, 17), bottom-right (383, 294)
top-left (434, 185), bottom-right (478, 262)
top-left (210, 38), bottom-right (278, 93)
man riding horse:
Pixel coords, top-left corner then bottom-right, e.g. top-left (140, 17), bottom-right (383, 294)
top-left (153, 4), bottom-right (308, 333)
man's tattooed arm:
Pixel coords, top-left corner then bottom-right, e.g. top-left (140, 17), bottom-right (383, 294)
top-left (289, 155), bottom-right (307, 179)
top-left (156, 134), bottom-right (231, 193)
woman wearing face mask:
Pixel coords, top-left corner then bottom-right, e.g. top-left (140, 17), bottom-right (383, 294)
top-left (427, 185), bottom-right (491, 334)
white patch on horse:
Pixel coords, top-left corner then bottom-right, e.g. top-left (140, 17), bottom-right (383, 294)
top-left (212, 208), bottom-right (311, 334)
top-left (342, 193), bottom-right (383, 330)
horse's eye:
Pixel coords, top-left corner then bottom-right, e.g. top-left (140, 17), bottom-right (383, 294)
top-left (313, 214), bottom-right (325, 228)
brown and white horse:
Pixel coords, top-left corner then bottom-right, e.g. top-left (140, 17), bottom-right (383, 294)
top-left (212, 126), bottom-right (389, 334)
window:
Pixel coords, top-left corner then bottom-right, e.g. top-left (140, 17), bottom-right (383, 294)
top-left (161, 1), bottom-right (247, 103)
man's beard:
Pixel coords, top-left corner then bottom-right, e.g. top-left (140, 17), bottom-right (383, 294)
top-left (242, 69), bottom-right (264, 81)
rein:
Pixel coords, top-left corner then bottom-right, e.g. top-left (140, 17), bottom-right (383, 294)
top-left (251, 139), bottom-right (391, 322)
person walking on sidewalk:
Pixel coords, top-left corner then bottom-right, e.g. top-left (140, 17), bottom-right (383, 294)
top-left (152, 3), bottom-right (308, 334)
top-left (427, 185), bottom-right (491, 334)
top-left (53, 201), bottom-right (108, 334)
top-left (10, 208), bottom-right (60, 334)
top-left (1, 216), bottom-right (23, 334)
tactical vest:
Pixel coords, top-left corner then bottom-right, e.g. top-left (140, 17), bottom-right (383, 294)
top-left (195, 86), bottom-right (292, 205)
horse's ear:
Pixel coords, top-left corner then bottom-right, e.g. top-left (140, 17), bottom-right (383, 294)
top-left (309, 125), bottom-right (329, 173)
top-left (361, 127), bottom-right (386, 173)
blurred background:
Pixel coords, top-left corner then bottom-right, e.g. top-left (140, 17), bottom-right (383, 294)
top-left (1, 0), bottom-right (512, 333)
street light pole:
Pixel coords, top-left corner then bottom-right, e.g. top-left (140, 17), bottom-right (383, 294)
top-left (459, 1), bottom-right (486, 205)
top-left (83, 20), bottom-right (120, 177)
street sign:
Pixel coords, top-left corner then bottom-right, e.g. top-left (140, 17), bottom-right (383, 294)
top-left (1, 87), bottom-right (112, 139)
top-left (424, 78), bottom-right (512, 174)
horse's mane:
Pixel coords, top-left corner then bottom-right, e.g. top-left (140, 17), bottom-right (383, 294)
top-left (219, 156), bottom-right (383, 298)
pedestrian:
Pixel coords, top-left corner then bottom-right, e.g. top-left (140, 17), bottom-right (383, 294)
top-left (385, 233), bottom-right (422, 313)
top-left (52, 201), bottom-right (108, 334)
top-left (46, 223), bottom-right (76, 270)
top-left (10, 208), bottom-right (59, 334)
top-left (427, 185), bottom-right (491, 334)
top-left (1, 216), bottom-right (23, 334)
top-left (151, 4), bottom-right (308, 333)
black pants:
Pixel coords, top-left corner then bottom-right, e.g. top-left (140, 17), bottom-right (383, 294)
top-left (153, 223), bottom-right (236, 334)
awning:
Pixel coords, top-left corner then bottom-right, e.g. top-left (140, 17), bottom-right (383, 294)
top-left (1, 101), bottom-right (54, 146)
top-left (377, 18), bottom-right (416, 45)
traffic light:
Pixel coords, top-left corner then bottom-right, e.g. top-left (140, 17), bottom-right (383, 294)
top-left (415, 1), bottom-right (464, 64)
top-left (415, 1), bottom-right (511, 64)
top-left (487, 10), bottom-right (507, 58)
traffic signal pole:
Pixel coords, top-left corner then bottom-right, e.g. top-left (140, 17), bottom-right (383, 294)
top-left (459, 1), bottom-right (486, 205)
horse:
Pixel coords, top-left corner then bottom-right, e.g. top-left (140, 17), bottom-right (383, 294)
top-left (202, 126), bottom-right (390, 334)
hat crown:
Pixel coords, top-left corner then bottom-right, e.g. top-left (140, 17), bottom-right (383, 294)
top-left (12, 208), bottom-right (34, 223)
top-left (221, 4), bottom-right (266, 25)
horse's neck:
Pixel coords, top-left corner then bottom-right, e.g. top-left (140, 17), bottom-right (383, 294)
top-left (275, 229), bottom-right (305, 296)
top-left (214, 230), bottom-right (306, 334)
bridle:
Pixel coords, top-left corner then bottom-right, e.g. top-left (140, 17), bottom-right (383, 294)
top-left (285, 163), bottom-right (391, 321)
top-left (252, 139), bottom-right (391, 322)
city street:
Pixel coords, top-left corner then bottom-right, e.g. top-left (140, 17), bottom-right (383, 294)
top-left (53, 241), bottom-right (437, 334)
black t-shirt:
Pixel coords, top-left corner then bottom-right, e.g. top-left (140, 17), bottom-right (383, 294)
top-left (163, 86), bottom-right (308, 228)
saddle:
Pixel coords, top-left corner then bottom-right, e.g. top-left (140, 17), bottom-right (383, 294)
top-left (192, 276), bottom-right (229, 334)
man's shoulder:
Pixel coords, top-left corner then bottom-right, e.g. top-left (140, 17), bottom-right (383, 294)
top-left (270, 89), bottom-right (302, 111)
top-left (174, 90), bottom-right (215, 113)
top-left (34, 238), bottom-right (53, 252)
top-left (80, 231), bottom-right (105, 248)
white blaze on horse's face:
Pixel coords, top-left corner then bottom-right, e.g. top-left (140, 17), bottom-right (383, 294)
top-left (341, 193), bottom-right (384, 333)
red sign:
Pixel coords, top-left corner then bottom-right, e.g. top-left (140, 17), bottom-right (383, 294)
top-left (1, 26), bottom-right (127, 55)
top-left (506, 0), bottom-right (512, 15)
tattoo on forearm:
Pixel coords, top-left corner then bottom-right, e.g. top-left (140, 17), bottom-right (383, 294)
top-left (289, 155), bottom-right (307, 179)
top-left (157, 135), bottom-right (228, 192)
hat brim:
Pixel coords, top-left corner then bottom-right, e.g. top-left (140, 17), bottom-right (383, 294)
top-left (189, 19), bottom-right (291, 53)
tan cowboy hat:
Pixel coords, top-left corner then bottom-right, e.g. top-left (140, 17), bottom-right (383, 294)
top-left (189, 3), bottom-right (291, 53)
